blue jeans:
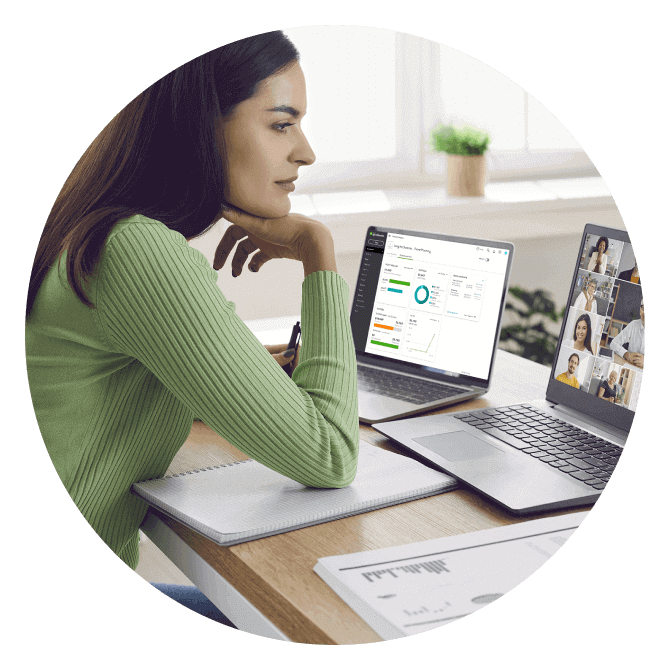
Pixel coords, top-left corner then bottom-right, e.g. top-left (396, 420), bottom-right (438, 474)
top-left (151, 583), bottom-right (237, 628)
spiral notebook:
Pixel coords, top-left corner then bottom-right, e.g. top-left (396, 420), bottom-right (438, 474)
top-left (132, 441), bottom-right (457, 545)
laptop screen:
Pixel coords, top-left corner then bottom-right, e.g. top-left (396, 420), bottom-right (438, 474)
top-left (547, 224), bottom-right (643, 433)
top-left (351, 227), bottom-right (513, 386)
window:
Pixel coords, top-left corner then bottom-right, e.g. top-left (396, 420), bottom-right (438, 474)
top-left (284, 27), bottom-right (596, 193)
top-left (437, 45), bottom-right (582, 152)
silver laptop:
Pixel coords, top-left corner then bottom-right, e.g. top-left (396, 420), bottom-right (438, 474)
top-left (350, 226), bottom-right (514, 424)
top-left (373, 224), bottom-right (642, 514)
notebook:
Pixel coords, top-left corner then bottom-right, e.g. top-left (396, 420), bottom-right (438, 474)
top-left (373, 223), bottom-right (642, 514)
top-left (132, 441), bottom-right (457, 545)
top-left (350, 226), bottom-right (514, 424)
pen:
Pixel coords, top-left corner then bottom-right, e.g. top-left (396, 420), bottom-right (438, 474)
top-left (282, 320), bottom-right (301, 376)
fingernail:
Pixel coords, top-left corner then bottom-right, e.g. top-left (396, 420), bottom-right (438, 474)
top-left (282, 348), bottom-right (295, 358)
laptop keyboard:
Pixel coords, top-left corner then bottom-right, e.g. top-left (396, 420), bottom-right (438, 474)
top-left (454, 404), bottom-right (622, 491)
top-left (357, 367), bottom-right (466, 405)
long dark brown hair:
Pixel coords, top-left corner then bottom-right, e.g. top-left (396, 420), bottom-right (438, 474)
top-left (27, 31), bottom-right (299, 318)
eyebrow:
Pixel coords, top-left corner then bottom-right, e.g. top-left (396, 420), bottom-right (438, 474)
top-left (266, 105), bottom-right (302, 117)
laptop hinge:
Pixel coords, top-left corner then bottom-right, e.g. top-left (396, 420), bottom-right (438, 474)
top-left (357, 360), bottom-right (475, 392)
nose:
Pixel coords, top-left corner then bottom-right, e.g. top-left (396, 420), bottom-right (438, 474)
top-left (291, 127), bottom-right (316, 167)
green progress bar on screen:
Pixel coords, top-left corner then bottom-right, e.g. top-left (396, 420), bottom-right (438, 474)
top-left (389, 279), bottom-right (411, 286)
top-left (371, 340), bottom-right (399, 349)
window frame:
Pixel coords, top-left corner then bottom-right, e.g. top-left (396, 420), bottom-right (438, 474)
top-left (291, 30), bottom-right (597, 196)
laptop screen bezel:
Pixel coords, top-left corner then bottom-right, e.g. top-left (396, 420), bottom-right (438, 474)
top-left (546, 223), bottom-right (635, 433)
top-left (351, 225), bottom-right (515, 389)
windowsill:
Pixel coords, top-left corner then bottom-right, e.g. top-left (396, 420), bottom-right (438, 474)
top-left (288, 176), bottom-right (619, 254)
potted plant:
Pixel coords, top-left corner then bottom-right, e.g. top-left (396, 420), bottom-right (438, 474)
top-left (430, 123), bottom-right (490, 197)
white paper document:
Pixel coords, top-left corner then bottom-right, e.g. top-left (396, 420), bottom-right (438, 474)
top-left (314, 511), bottom-right (588, 639)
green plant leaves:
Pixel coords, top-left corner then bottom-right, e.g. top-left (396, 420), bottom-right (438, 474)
top-left (430, 123), bottom-right (490, 156)
top-left (499, 287), bottom-right (566, 366)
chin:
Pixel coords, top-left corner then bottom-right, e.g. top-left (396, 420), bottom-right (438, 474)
top-left (266, 200), bottom-right (292, 218)
top-left (235, 198), bottom-right (291, 220)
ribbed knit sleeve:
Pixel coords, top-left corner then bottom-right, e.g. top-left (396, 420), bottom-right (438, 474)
top-left (96, 220), bottom-right (359, 488)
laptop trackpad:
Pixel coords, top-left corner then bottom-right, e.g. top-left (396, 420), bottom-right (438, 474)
top-left (415, 431), bottom-right (505, 462)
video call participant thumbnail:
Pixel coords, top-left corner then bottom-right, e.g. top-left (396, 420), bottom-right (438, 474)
top-left (556, 353), bottom-right (581, 389)
top-left (611, 297), bottom-right (645, 369)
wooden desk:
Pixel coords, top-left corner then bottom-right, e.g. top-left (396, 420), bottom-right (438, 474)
top-left (140, 348), bottom-right (592, 643)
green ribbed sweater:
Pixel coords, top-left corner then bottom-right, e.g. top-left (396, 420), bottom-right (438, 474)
top-left (26, 215), bottom-right (359, 568)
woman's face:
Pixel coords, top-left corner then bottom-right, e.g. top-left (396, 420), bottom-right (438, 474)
top-left (221, 62), bottom-right (316, 218)
top-left (609, 372), bottom-right (617, 385)
top-left (587, 281), bottom-right (596, 297)
top-left (575, 319), bottom-right (588, 343)
top-left (598, 240), bottom-right (606, 254)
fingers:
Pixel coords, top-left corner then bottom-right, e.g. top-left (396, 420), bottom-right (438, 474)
top-left (267, 343), bottom-right (301, 373)
top-left (213, 221), bottom-right (273, 276)
top-left (214, 224), bottom-right (248, 271)
top-left (247, 250), bottom-right (272, 273)
top-left (271, 350), bottom-right (296, 366)
top-left (270, 349), bottom-right (298, 367)
top-left (264, 343), bottom-right (290, 354)
top-left (231, 238), bottom-right (259, 277)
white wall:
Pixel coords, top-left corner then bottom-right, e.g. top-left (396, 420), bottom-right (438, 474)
top-left (188, 203), bottom-right (626, 327)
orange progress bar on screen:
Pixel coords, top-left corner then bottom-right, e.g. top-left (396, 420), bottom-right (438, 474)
top-left (374, 323), bottom-right (394, 330)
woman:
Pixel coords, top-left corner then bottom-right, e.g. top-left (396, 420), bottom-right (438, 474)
top-left (587, 236), bottom-right (609, 274)
top-left (563, 313), bottom-right (597, 355)
top-left (597, 371), bottom-right (620, 403)
top-left (574, 277), bottom-right (599, 314)
top-left (25, 33), bottom-right (358, 623)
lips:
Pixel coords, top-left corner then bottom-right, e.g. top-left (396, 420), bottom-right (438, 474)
top-left (275, 176), bottom-right (298, 192)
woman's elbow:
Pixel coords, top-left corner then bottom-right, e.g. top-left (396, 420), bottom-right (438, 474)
top-left (319, 436), bottom-right (359, 488)
top-left (327, 463), bottom-right (358, 488)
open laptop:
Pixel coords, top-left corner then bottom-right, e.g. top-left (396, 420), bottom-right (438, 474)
top-left (350, 226), bottom-right (514, 424)
top-left (373, 223), bottom-right (643, 515)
